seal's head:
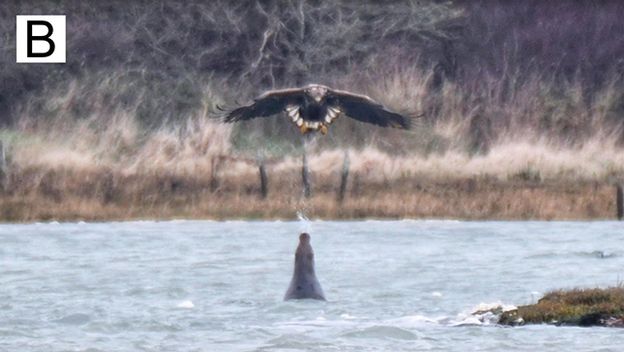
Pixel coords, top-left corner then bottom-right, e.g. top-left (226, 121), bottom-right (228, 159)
top-left (299, 232), bottom-right (311, 244)
top-left (295, 233), bottom-right (314, 272)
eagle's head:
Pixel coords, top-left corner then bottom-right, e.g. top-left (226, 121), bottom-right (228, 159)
top-left (304, 84), bottom-right (329, 103)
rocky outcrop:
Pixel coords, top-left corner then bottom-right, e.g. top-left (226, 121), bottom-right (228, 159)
top-left (496, 287), bottom-right (624, 327)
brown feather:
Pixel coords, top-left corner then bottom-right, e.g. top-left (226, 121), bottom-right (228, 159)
top-left (222, 88), bottom-right (306, 122)
top-left (325, 89), bottom-right (410, 129)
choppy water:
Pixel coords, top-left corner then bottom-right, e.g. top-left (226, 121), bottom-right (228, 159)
top-left (1, 220), bottom-right (623, 351)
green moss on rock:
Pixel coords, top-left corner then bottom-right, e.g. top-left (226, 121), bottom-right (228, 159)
top-left (500, 287), bottom-right (624, 327)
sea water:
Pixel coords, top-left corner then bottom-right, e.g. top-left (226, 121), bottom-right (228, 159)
top-left (1, 220), bottom-right (623, 351)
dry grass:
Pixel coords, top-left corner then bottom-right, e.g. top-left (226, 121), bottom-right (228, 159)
top-left (1, 65), bottom-right (624, 222)
top-left (0, 156), bottom-right (618, 221)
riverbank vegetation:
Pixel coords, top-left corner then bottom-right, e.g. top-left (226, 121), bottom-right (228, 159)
top-left (499, 287), bottom-right (624, 327)
top-left (1, 1), bottom-right (623, 221)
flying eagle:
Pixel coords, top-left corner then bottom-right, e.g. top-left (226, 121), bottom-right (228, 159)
top-left (221, 84), bottom-right (410, 134)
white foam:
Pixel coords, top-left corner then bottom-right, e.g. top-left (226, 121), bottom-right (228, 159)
top-left (451, 315), bottom-right (487, 326)
top-left (176, 300), bottom-right (194, 309)
top-left (390, 314), bottom-right (442, 326)
top-left (470, 302), bottom-right (517, 313)
top-left (452, 302), bottom-right (517, 326)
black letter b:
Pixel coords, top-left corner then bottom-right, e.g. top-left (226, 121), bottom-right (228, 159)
top-left (27, 20), bottom-right (55, 57)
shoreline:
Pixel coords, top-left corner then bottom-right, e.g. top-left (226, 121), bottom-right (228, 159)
top-left (1, 171), bottom-right (619, 222)
top-left (0, 217), bottom-right (620, 225)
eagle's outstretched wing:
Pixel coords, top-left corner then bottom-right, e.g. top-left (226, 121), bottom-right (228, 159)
top-left (326, 89), bottom-right (411, 129)
top-left (221, 88), bottom-right (306, 122)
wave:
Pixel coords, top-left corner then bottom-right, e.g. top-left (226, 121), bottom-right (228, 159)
top-left (526, 250), bottom-right (617, 259)
top-left (273, 301), bottom-right (517, 336)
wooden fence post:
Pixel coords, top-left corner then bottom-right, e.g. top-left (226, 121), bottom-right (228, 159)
top-left (302, 149), bottom-right (311, 198)
top-left (337, 150), bottom-right (350, 202)
top-left (351, 173), bottom-right (361, 197)
top-left (210, 157), bottom-right (219, 192)
top-left (258, 158), bottom-right (268, 199)
top-left (617, 184), bottom-right (623, 220)
top-left (0, 141), bottom-right (5, 170)
top-left (0, 140), bottom-right (7, 192)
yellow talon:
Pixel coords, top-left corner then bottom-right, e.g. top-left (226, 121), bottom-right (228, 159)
top-left (320, 125), bottom-right (328, 135)
top-left (300, 125), bottom-right (308, 134)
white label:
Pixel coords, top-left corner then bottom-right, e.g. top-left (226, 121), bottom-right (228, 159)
top-left (16, 15), bottom-right (66, 63)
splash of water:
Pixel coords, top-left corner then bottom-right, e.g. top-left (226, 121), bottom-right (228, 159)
top-left (296, 209), bottom-right (312, 233)
top-left (293, 134), bottom-right (318, 234)
top-left (296, 210), bottom-right (309, 222)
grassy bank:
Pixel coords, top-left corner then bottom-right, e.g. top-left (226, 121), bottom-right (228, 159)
top-left (2, 43), bottom-right (624, 222)
top-left (0, 125), bottom-right (622, 222)
top-left (499, 287), bottom-right (624, 327)
top-left (0, 177), bottom-right (617, 222)
top-left (2, 71), bottom-right (624, 221)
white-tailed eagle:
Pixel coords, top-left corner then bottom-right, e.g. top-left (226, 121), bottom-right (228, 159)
top-left (220, 84), bottom-right (410, 134)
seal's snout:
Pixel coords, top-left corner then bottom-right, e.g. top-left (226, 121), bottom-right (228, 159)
top-left (299, 232), bottom-right (310, 243)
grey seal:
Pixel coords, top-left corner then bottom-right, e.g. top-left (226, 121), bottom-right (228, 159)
top-left (284, 233), bottom-right (326, 301)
